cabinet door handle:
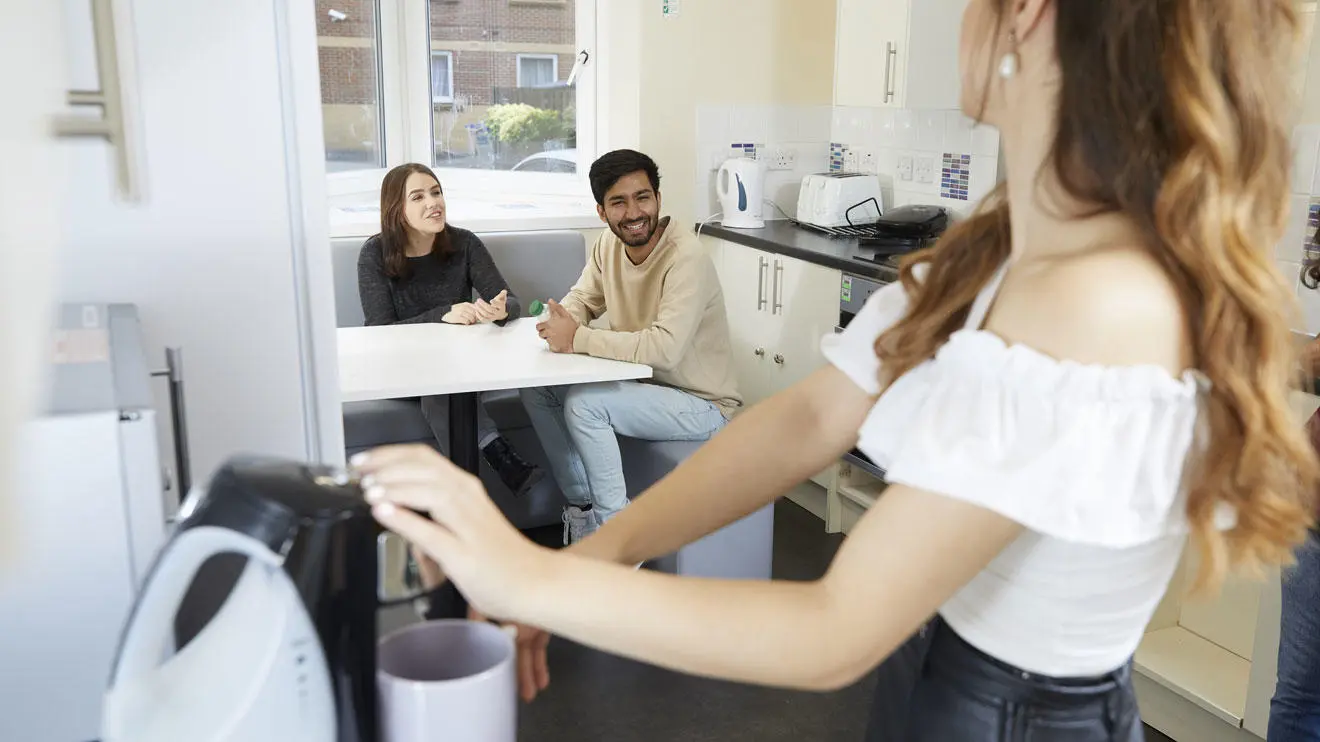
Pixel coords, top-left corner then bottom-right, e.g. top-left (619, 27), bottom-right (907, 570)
top-left (773, 353), bottom-right (785, 365)
top-left (53, 0), bottom-right (142, 201)
top-left (772, 260), bottom-right (784, 315)
top-left (754, 347), bottom-right (766, 357)
top-left (884, 42), bottom-right (897, 104)
top-left (757, 256), bottom-right (769, 311)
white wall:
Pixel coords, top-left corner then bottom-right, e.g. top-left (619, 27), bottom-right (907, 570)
top-left (0, 1), bottom-right (65, 551)
top-left (600, 1), bottom-right (837, 226)
top-left (56, 0), bottom-right (343, 481)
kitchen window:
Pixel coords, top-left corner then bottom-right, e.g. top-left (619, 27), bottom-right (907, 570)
top-left (515, 54), bottom-right (559, 88)
top-left (313, 0), bottom-right (599, 235)
top-left (430, 51), bottom-right (454, 102)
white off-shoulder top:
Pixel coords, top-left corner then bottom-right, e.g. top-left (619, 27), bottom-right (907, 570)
top-left (820, 263), bottom-right (1220, 677)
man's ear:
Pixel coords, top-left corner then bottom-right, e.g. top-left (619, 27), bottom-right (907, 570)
top-left (596, 204), bottom-right (608, 224)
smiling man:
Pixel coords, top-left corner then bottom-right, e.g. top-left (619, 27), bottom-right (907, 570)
top-left (522, 149), bottom-right (741, 544)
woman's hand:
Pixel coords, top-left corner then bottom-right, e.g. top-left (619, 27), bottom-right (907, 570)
top-left (352, 444), bottom-right (549, 621)
top-left (472, 289), bottom-right (509, 324)
top-left (1304, 334), bottom-right (1320, 380)
top-left (469, 607), bottom-right (552, 701)
top-left (442, 303), bottom-right (479, 325)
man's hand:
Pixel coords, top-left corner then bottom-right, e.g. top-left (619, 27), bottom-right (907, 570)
top-left (469, 606), bottom-right (552, 701)
top-left (538, 299), bottom-right (579, 353)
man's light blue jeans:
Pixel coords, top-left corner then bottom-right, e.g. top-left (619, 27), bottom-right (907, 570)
top-left (519, 381), bottom-right (727, 523)
top-left (1270, 533), bottom-right (1320, 741)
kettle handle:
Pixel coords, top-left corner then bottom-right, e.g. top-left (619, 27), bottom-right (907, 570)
top-left (107, 525), bottom-right (283, 687)
top-left (716, 161), bottom-right (730, 201)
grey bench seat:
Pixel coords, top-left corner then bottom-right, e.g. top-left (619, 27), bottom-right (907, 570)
top-left (331, 230), bottom-right (771, 578)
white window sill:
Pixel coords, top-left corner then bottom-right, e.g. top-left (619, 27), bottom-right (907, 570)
top-left (326, 167), bottom-right (603, 238)
top-left (329, 193), bottom-right (601, 238)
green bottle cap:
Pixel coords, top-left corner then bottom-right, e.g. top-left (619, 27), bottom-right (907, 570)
top-left (529, 299), bottom-right (545, 316)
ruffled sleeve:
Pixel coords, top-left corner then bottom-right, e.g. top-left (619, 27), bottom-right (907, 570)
top-left (857, 330), bottom-right (1213, 548)
top-left (820, 279), bottom-right (913, 395)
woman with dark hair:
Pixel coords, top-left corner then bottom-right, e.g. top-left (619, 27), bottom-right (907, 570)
top-left (355, 1), bottom-right (1319, 738)
top-left (357, 163), bottom-right (541, 497)
top-left (1268, 252), bottom-right (1320, 742)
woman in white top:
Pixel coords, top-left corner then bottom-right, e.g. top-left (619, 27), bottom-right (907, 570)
top-left (354, 0), bottom-right (1319, 738)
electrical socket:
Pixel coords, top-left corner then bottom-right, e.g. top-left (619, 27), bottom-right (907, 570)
top-left (843, 148), bottom-right (859, 172)
top-left (897, 155), bottom-right (914, 181)
top-left (915, 156), bottom-right (936, 184)
top-left (767, 147), bottom-right (796, 170)
top-left (858, 148), bottom-right (877, 173)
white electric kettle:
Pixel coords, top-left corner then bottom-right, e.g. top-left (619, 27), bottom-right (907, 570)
top-left (717, 157), bottom-right (766, 229)
top-left (100, 456), bottom-right (383, 742)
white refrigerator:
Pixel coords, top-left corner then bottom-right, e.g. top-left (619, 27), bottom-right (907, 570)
top-left (1, 1), bottom-right (343, 740)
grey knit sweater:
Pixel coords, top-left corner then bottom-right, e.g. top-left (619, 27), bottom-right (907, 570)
top-left (357, 227), bottom-right (522, 326)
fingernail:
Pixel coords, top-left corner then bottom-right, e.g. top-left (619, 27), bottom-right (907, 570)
top-left (373, 502), bottom-right (396, 517)
top-left (365, 485), bottom-right (385, 501)
top-left (349, 452), bottom-right (369, 468)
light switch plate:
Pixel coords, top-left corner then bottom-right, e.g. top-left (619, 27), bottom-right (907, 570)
top-left (858, 148), bottom-right (877, 173)
top-left (768, 147), bottom-right (796, 170)
top-left (897, 155), bottom-right (914, 181)
top-left (915, 156), bottom-right (935, 184)
top-left (843, 148), bottom-right (859, 172)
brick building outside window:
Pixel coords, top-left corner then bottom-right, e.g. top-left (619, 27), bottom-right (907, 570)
top-left (316, 0), bottom-right (577, 172)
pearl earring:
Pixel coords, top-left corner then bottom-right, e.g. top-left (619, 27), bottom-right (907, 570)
top-left (999, 30), bottom-right (1019, 79)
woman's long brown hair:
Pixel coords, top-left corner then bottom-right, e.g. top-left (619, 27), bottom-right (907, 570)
top-left (378, 163), bottom-right (453, 280)
top-left (876, 0), bottom-right (1317, 590)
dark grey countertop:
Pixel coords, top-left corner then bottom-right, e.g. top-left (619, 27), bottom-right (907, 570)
top-left (698, 220), bottom-right (899, 282)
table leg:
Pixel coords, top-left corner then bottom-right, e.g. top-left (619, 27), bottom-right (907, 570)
top-left (424, 391), bottom-right (480, 620)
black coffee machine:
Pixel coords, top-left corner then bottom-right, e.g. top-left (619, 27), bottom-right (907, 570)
top-left (102, 455), bottom-right (409, 742)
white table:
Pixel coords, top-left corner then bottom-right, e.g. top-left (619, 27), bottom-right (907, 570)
top-left (338, 317), bottom-right (651, 618)
top-left (338, 317), bottom-right (652, 404)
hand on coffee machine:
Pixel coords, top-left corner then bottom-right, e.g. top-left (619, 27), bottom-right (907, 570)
top-left (352, 444), bottom-right (551, 623)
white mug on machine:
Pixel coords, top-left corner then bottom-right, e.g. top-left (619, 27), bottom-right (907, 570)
top-left (377, 619), bottom-right (517, 742)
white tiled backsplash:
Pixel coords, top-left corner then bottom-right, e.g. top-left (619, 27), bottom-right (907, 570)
top-left (830, 106), bottom-right (1000, 218)
top-left (693, 103), bottom-right (833, 222)
top-left (693, 104), bottom-right (1001, 225)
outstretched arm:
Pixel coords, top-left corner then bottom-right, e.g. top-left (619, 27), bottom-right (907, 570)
top-left (359, 446), bottom-right (1022, 690)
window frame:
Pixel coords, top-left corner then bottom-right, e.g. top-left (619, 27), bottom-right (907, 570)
top-left (514, 53), bottom-right (560, 88)
top-left (429, 50), bottom-right (454, 103)
top-left (324, 0), bottom-right (600, 233)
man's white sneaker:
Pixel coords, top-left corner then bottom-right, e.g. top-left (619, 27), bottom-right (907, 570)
top-left (562, 505), bottom-right (597, 545)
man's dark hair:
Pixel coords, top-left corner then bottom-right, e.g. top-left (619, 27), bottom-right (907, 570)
top-left (589, 149), bottom-right (661, 206)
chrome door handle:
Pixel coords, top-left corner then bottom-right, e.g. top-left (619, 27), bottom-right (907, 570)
top-left (884, 42), bottom-right (897, 104)
top-left (757, 256), bottom-right (769, 311)
top-left (754, 347), bottom-right (766, 357)
top-left (772, 260), bottom-right (784, 315)
top-left (54, 0), bottom-right (142, 201)
top-left (773, 353), bottom-right (785, 365)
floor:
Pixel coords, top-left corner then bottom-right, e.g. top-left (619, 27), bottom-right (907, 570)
top-left (382, 499), bottom-right (1179, 741)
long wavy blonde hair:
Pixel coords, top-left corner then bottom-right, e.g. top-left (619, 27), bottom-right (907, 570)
top-left (877, 0), bottom-right (1318, 590)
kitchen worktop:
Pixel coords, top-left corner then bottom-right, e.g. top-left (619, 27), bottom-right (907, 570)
top-left (698, 220), bottom-right (900, 282)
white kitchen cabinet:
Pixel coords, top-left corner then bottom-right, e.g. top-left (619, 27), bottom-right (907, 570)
top-left (708, 237), bottom-right (841, 408)
top-left (834, 0), bottom-right (969, 110)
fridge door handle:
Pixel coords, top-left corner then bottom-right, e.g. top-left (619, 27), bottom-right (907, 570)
top-left (53, 0), bottom-right (143, 201)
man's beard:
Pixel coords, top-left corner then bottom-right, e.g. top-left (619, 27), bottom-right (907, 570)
top-left (612, 214), bottom-right (656, 247)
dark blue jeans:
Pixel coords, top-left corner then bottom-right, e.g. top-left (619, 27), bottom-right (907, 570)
top-left (867, 618), bottom-right (1142, 741)
top-left (1269, 533), bottom-right (1320, 741)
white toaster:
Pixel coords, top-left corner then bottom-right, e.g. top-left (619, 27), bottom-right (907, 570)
top-left (795, 172), bottom-right (884, 229)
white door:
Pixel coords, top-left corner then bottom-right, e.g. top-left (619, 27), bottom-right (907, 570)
top-left (0, 1), bottom-right (66, 514)
top-left (53, 0), bottom-right (344, 479)
top-left (834, 0), bottom-right (910, 108)
top-left (764, 255), bottom-right (842, 393)
top-left (716, 240), bottom-right (774, 407)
